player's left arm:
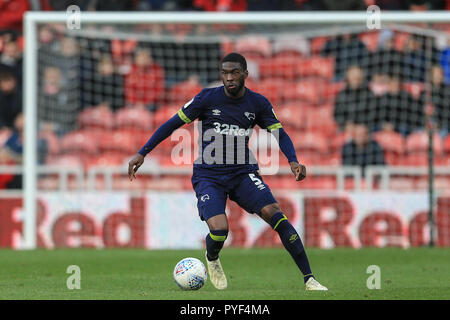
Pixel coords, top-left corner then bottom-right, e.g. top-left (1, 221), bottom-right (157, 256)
top-left (256, 99), bottom-right (306, 181)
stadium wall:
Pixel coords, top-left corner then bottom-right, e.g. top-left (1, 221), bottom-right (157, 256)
top-left (1, 190), bottom-right (448, 249)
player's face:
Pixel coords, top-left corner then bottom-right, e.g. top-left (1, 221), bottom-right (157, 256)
top-left (221, 62), bottom-right (248, 97)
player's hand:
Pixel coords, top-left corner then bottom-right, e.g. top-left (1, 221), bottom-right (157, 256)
top-left (290, 162), bottom-right (306, 181)
top-left (128, 153), bottom-right (144, 181)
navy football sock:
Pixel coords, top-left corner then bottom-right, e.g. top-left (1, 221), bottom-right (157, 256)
top-left (205, 230), bottom-right (228, 261)
top-left (270, 212), bottom-right (314, 283)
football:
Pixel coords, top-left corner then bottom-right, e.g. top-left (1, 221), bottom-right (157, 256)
top-left (173, 257), bottom-right (208, 290)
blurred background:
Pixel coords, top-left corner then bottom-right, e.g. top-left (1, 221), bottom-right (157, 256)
top-left (0, 0), bottom-right (449, 249)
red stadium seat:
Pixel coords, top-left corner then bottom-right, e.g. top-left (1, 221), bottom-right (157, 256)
top-left (97, 130), bottom-right (140, 154)
top-left (359, 31), bottom-right (380, 52)
top-left (322, 81), bottom-right (346, 102)
top-left (114, 107), bottom-right (153, 132)
top-left (373, 130), bottom-right (405, 165)
top-left (259, 55), bottom-right (298, 80)
top-left (78, 105), bottom-right (115, 130)
top-left (153, 105), bottom-right (180, 127)
top-left (272, 35), bottom-right (309, 58)
top-left (168, 76), bottom-right (203, 104)
top-left (405, 131), bottom-right (444, 155)
top-left (275, 103), bottom-right (308, 130)
top-left (310, 36), bottom-right (330, 54)
top-left (85, 151), bottom-right (128, 169)
top-left (297, 56), bottom-right (335, 79)
top-left (282, 80), bottom-right (323, 105)
top-left (444, 135), bottom-right (450, 154)
top-left (252, 79), bottom-right (285, 105)
top-left (293, 131), bottom-right (329, 154)
top-left (304, 105), bottom-right (338, 137)
top-left (330, 132), bottom-right (351, 154)
top-left (60, 130), bottom-right (99, 155)
top-left (46, 154), bottom-right (84, 167)
top-left (234, 35), bottom-right (272, 58)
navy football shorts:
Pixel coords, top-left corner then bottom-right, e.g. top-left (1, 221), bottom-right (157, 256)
top-left (191, 170), bottom-right (277, 221)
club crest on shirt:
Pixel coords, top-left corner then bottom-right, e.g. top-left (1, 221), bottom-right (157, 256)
top-left (212, 109), bottom-right (221, 116)
top-left (244, 112), bottom-right (255, 121)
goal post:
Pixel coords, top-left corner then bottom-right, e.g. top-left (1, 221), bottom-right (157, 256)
top-left (21, 11), bottom-right (450, 249)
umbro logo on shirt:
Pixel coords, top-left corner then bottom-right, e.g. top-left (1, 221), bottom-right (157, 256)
top-left (212, 109), bottom-right (221, 116)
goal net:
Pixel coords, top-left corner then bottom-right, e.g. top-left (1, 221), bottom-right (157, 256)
top-left (13, 12), bottom-right (450, 249)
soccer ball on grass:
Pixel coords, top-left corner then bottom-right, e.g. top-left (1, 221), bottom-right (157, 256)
top-left (173, 257), bottom-right (208, 290)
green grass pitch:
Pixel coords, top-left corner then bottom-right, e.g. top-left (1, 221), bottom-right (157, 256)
top-left (0, 248), bottom-right (448, 300)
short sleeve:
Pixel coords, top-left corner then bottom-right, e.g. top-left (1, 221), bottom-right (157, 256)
top-left (256, 97), bottom-right (283, 132)
top-left (177, 90), bottom-right (205, 124)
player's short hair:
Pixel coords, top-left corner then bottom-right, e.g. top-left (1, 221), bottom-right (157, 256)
top-left (221, 52), bottom-right (247, 71)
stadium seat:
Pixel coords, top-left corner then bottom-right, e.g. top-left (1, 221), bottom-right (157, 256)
top-left (97, 129), bottom-right (140, 154)
top-left (46, 154), bottom-right (84, 167)
top-left (275, 103), bottom-right (308, 130)
top-left (359, 31), bottom-right (380, 52)
top-left (153, 105), bottom-right (180, 127)
top-left (297, 56), bottom-right (335, 79)
top-left (330, 132), bottom-right (351, 154)
top-left (259, 55), bottom-right (299, 80)
top-left (405, 131), bottom-right (444, 155)
top-left (114, 107), bottom-right (153, 133)
top-left (373, 130), bottom-right (405, 165)
top-left (85, 151), bottom-right (128, 170)
top-left (60, 130), bottom-right (99, 155)
top-left (234, 35), bottom-right (272, 58)
top-left (168, 76), bottom-right (203, 104)
top-left (292, 131), bottom-right (329, 155)
top-left (304, 105), bottom-right (338, 137)
top-left (444, 135), bottom-right (450, 154)
top-left (282, 80), bottom-right (323, 105)
top-left (310, 36), bottom-right (330, 54)
top-left (78, 105), bottom-right (115, 131)
top-left (272, 34), bottom-right (309, 58)
top-left (253, 79), bottom-right (285, 105)
top-left (322, 81), bottom-right (346, 103)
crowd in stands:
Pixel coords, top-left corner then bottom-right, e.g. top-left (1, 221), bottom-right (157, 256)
top-left (1, 1), bottom-right (450, 190)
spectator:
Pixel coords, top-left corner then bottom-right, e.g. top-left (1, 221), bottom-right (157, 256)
top-left (0, 71), bottom-right (22, 130)
top-left (334, 65), bottom-right (377, 134)
top-left (47, 0), bottom-right (93, 11)
top-left (0, 113), bottom-right (48, 189)
top-left (376, 73), bottom-right (424, 136)
top-left (368, 29), bottom-right (404, 93)
top-left (93, 0), bottom-right (138, 11)
top-left (0, 34), bottom-right (22, 85)
top-left (124, 47), bottom-right (165, 111)
top-left (341, 123), bottom-right (386, 173)
top-left (90, 54), bottom-right (125, 112)
top-left (320, 33), bottom-right (370, 81)
top-left (38, 66), bottom-right (79, 135)
top-left (402, 34), bottom-right (440, 82)
top-left (306, 0), bottom-right (366, 10)
top-left (421, 65), bottom-right (450, 137)
top-left (439, 37), bottom-right (450, 85)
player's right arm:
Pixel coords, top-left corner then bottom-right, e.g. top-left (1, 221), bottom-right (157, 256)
top-left (128, 90), bottom-right (205, 181)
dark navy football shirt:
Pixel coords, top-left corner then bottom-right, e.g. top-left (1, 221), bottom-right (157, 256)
top-left (177, 86), bottom-right (282, 175)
